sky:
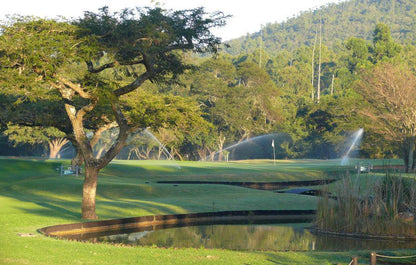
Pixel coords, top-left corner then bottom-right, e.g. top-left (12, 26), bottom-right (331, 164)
top-left (0, 0), bottom-right (342, 40)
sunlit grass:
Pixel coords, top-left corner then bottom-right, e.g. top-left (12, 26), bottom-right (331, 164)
top-left (0, 157), bottom-right (412, 264)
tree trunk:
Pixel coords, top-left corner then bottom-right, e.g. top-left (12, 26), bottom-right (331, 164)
top-left (197, 149), bottom-right (207, 161)
top-left (404, 153), bottom-right (409, 174)
top-left (82, 165), bottom-right (99, 219)
top-left (62, 100), bottom-right (130, 219)
top-left (158, 146), bottom-right (163, 160)
top-left (413, 149), bottom-right (416, 171)
top-left (311, 25), bottom-right (318, 101)
top-left (209, 150), bottom-right (216, 161)
top-left (49, 141), bottom-right (59, 159)
top-left (407, 136), bottom-right (415, 173)
top-left (145, 146), bottom-right (152, 159)
top-left (217, 134), bottom-right (226, 161)
top-left (71, 144), bottom-right (84, 167)
top-left (238, 131), bottom-right (250, 143)
top-left (317, 14), bottom-right (322, 103)
top-left (173, 148), bottom-right (183, 161)
top-left (95, 146), bottom-right (106, 159)
top-left (48, 138), bottom-right (69, 158)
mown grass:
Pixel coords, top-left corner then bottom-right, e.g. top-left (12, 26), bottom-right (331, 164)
top-left (0, 157), bottom-right (412, 264)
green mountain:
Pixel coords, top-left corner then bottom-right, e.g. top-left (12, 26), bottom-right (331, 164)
top-left (225, 0), bottom-right (416, 56)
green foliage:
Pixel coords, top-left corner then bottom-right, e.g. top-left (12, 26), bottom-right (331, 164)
top-left (225, 0), bottom-right (416, 56)
top-left (0, 18), bottom-right (79, 135)
top-left (0, 18), bottom-right (82, 80)
top-left (345, 37), bottom-right (372, 72)
top-left (371, 23), bottom-right (402, 63)
top-left (4, 125), bottom-right (65, 146)
top-left (75, 7), bottom-right (227, 83)
top-left (181, 55), bottom-right (282, 150)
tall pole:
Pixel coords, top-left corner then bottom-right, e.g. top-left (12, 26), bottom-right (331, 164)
top-left (272, 139), bottom-right (276, 165)
top-left (317, 13), bottom-right (322, 103)
top-left (311, 25), bottom-right (318, 101)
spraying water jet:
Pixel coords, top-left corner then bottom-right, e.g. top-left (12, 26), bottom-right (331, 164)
top-left (204, 133), bottom-right (291, 161)
top-left (340, 128), bottom-right (364, 166)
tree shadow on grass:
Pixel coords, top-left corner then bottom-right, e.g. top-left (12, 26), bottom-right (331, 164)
top-left (95, 200), bottom-right (187, 219)
top-left (14, 199), bottom-right (82, 222)
top-left (4, 178), bottom-right (192, 223)
top-left (35, 201), bottom-right (81, 219)
top-left (1, 158), bottom-right (325, 224)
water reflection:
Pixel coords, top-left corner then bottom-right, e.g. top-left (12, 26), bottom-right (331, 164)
top-left (89, 224), bottom-right (416, 251)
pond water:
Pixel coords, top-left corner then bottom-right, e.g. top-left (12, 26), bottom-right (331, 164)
top-left (79, 223), bottom-right (416, 251)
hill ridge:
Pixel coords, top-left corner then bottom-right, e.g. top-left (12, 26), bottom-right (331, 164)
top-left (224, 0), bottom-right (416, 56)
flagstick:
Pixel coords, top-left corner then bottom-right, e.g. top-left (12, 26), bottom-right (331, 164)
top-left (272, 139), bottom-right (276, 165)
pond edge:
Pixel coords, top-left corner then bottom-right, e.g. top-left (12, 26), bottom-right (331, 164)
top-left (38, 210), bottom-right (316, 238)
top-left (311, 227), bottom-right (416, 241)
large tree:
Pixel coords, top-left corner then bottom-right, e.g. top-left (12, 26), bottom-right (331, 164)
top-left (4, 125), bottom-right (69, 158)
top-left (354, 63), bottom-right (416, 172)
top-left (0, 7), bottom-right (227, 219)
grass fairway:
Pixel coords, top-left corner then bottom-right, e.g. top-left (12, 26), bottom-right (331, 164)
top-left (0, 158), bottom-right (407, 264)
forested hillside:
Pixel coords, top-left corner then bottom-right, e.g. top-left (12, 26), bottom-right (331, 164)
top-left (225, 0), bottom-right (416, 56)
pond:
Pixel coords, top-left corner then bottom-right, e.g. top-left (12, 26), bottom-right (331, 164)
top-left (74, 222), bottom-right (416, 251)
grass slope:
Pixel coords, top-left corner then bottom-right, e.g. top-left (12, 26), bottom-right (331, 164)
top-left (0, 158), bottom-right (409, 264)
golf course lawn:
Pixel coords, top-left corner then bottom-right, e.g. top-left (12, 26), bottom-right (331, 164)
top-left (0, 158), bottom-right (412, 264)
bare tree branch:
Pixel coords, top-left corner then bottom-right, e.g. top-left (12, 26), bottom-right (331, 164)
top-left (113, 71), bottom-right (153, 97)
top-left (86, 59), bottom-right (145, 73)
top-left (57, 76), bottom-right (93, 99)
top-left (90, 121), bottom-right (118, 147)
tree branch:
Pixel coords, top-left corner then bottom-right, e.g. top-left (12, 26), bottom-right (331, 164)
top-left (77, 99), bottom-right (98, 120)
top-left (97, 102), bottom-right (131, 168)
top-left (57, 76), bottom-right (93, 99)
top-left (165, 42), bottom-right (194, 52)
top-left (86, 61), bottom-right (116, 73)
top-left (86, 59), bottom-right (145, 73)
top-left (90, 121), bottom-right (118, 147)
top-left (113, 71), bottom-right (153, 97)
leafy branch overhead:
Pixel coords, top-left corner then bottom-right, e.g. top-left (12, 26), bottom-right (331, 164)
top-left (75, 7), bottom-right (228, 93)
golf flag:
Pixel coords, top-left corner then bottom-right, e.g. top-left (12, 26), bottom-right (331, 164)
top-left (271, 139), bottom-right (275, 148)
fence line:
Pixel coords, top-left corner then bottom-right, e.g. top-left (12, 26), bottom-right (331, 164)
top-left (370, 251), bottom-right (416, 265)
top-left (376, 253), bottom-right (416, 259)
top-left (341, 253), bottom-right (416, 265)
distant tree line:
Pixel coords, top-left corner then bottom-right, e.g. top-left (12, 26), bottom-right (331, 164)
top-left (1, 0), bottom-right (416, 168)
